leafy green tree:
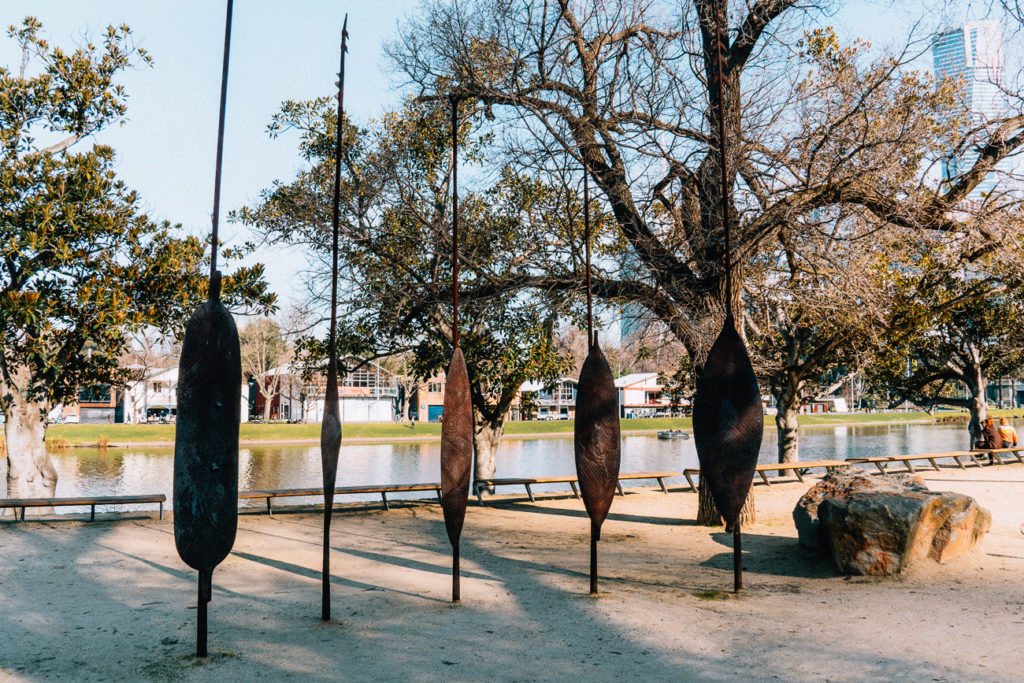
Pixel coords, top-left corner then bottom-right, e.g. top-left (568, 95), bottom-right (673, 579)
top-left (389, 2), bottom-right (1024, 437)
top-left (240, 98), bottom-right (573, 479)
top-left (0, 19), bottom-right (274, 501)
top-left (867, 248), bottom-right (1024, 446)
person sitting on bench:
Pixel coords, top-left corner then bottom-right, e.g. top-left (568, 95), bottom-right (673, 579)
top-left (976, 418), bottom-right (1004, 463)
top-left (998, 417), bottom-right (1019, 448)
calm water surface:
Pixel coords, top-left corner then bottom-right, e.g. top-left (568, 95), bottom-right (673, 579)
top-left (44, 420), bottom-right (986, 513)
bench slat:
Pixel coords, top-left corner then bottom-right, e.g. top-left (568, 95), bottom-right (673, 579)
top-left (237, 482), bottom-right (443, 514)
top-left (682, 461), bottom-right (846, 492)
top-left (474, 472), bottom-right (680, 505)
top-left (0, 494), bottom-right (165, 522)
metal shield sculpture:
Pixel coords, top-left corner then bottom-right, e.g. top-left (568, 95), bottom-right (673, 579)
top-left (320, 365), bottom-right (341, 619)
top-left (173, 0), bottom-right (238, 654)
top-left (690, 8), bottom-right (764, 592)
top-left (574, 332), bottom-right (621, 594)
top-left (173, 273), bottom-right (240, 657)
top-left (440, 347), bottom-right (473, 602)
top-left (440, 96), bottom-right (474, 603)
top-left (320, 15), bottom-right (348, 623)
top-left (692, 314), bottom-right (762, 592)
top-left (692, 314), bottom-right (762, 529)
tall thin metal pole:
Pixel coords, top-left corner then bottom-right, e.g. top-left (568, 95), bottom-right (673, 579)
top-left (584, 169), bottom-right (594, 350)
top-left (322, 15), bottom-right (348, 623)
top-left (209, 0), bottom-right (234, 282)
top-left (451, 97), bottom-right (460, 349)
top-left (713, 5), bottom-right (732, 318)
top-left (713, 3), bottom-right (743, 594)
top-left (330, 22), bottom-right (347, 351)
top-left (733, 527), bottom-right (743, 592)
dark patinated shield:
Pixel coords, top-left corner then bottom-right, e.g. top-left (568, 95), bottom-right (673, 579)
top-left (691, 314), bottom-right (762, 530)
top-left (320, 362), bottom-right (341, 619)
top-left (173, 273), bottom-right (240, 655)
top-left (440, 347), bottom-right (473, 600)
top-left (173, 274), bottom-right (240, 573)
top-left (574, 335), bottom-right (621, 540)
top-left (320, 16), bottom-right (349, 622)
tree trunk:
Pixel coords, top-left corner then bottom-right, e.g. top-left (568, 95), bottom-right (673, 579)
top-left (775, 379), bottom-right (803, 475)
top-left (3, 391), bottom-right (57, 505)
top-left (697, 483), bottom-right (755, 528)
top-left (262, 388), bottom-right (273, 423)
top-left (473, 418), bottom-right (503, 483)
top-left (967, 390), bottom-right (987, 448)
top-left (965, 362), bottom-right (987, 448)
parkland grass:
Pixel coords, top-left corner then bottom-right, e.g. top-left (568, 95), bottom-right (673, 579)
top-left (31, 409), bottom-right (1004, 446)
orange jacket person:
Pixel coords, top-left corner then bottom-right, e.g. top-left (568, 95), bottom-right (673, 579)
top-left (998, 417), bottom-right (1018, 447)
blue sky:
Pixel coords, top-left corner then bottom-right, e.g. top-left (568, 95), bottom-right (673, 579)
top-left (2, 1), bottom-right (974, 314)
top-left (2, 1), bottom-right (414, 309)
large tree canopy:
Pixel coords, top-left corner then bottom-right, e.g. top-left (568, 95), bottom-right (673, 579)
top-left (385, 0), bottom-right (1024, 471)
top-left (241, 98), bottom-right (576, 479)
top-left (1, 19), bottom-right (274, 500)
top-left (387, 0), bottom-right (1024, 352)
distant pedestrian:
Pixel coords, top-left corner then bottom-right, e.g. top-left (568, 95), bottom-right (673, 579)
top-left (998, 417), bottom-right (1019, 448)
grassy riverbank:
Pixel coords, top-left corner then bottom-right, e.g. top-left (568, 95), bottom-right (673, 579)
top-left (25, 409), bottom-right (1000, 447)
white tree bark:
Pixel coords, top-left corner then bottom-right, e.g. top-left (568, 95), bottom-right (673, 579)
top-left (3, 387), bottom-right (57, 504)
top-left (473, 419), bottom-right (504, 482)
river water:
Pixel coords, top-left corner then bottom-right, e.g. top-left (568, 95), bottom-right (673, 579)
top-left (40, 420), bottom-right (983, 513)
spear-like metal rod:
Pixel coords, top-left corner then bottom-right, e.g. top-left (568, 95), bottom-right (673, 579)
top-left (451, 96), bottom-right (460, 349)
top-left (713, 3), bottom-right (743, 594)
top-left (184, 0), bottom-right (234, 657)
top-left (584, 164), bottom-right (598, 594)
top-left (575, 150), bottom-right (620, 597)
top-left (440, 94), bottom-right (473, 603)
top-left (209, 0), bottom-right (233, 282)
top-left (451, 94), bottom-right (461, 600)
top-left (713, 6), bottom-right (732, 318)
top-left (321, 14), bottom-right (348, 622)
top-left (584, 169), bottom-right (593, 350)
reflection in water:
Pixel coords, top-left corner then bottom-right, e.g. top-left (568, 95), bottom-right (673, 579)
top-left (46, 420), bottom-right (983, 511)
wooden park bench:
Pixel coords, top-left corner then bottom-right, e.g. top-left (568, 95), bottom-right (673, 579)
top-left (473, 471), bottom-right (679, 505)
top-left (238, 482), bottom-right (442, 515)
top-left (847, 451), bottom-right (990, 473)
top-left (969, 446), bottom-right (1024, 466)
top-left (681, 460), bottom-right (847, 492)
top-left (0, 494), bottom-right (166, 522)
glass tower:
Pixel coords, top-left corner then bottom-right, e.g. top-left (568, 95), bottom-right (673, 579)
top-left (932, 21), bottom-right (1007, 201)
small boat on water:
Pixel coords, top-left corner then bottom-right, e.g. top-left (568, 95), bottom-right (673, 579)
top-left (657, 429), bottom-right (690, 440)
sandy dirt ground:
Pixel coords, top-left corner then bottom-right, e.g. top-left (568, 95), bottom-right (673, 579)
top-left (1, 463), bottom-right (1023, 682)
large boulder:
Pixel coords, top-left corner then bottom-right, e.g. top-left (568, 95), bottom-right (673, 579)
top-left (793, 468), bottom-right (927, 550)
top-left (793, 467), bottom-right (990, 575)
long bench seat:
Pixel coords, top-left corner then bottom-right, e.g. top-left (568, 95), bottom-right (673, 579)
top-left (969, 446), bottom-right (1024, 466)
top-left (473, 471), bottom-right (679, 505)
top-left (846, 447), bottom-right (1024, 472)
top-left (681, 460), bottom-right (848, 492)
top-left (845, 452), bottom-right (983, 472)
top-left (238, 482), bottom-right (442, 514)
top-left (0, 494), bottom-right (166, 521)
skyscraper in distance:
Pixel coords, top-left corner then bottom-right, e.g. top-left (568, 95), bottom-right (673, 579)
top-left (932, 20), bottom-right (1007, 201)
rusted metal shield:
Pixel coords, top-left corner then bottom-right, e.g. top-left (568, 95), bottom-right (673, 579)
top-left (440, 347), bottom-right (473, 546)
top-left (321, 370), bottom-right (341, 512)
top-left (173, 274), bottom-right (240, 574)
top-left (692, 314), bottom-right (762, 529)
top-left (574, 338), bottom-right (621, 540)
top-left (320, 362), bottom-right (341, 619)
